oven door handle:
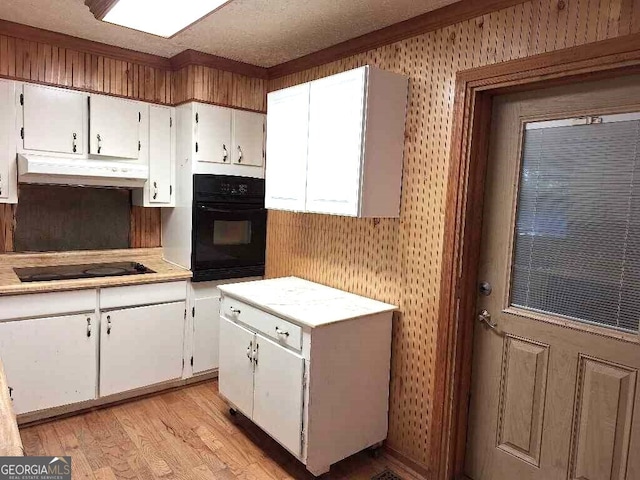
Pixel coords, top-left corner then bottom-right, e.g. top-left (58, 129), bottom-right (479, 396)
top-left (197, 205), bottom-right (265, 215)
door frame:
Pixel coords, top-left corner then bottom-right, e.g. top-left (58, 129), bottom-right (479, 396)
top-left (434, 32), bottom-right (640, 480)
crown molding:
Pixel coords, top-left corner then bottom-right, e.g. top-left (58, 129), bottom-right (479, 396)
top-left (267, 0), bottom-right (529, 79)
top-left (169, 49), bottom-right (268, 79)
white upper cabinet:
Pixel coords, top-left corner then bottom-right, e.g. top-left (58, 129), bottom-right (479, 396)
top-left (21, 83), bottom-right (86, 155)
top-left (306, 68), bottom-right (367, 217)
top-left (233, 110), bottom-right (265, 167)
top-left (195, 104), bottom-right (232, 164)
top-left (89, 94), bottom-right (141, 159)
top-left (148, 105), bottom-right (174, 205)
top-left (265, 65), bottom-right (408, 218)
top-left (0, 79), bottom-right (16, 203)
top-left (265, 83), bottom-right (310, 211)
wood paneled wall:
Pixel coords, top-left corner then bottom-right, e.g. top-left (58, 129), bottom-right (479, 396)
top-left (265, 0), bottom-right (640, 473)
top-left (0, 32), bottom-right (267, 253)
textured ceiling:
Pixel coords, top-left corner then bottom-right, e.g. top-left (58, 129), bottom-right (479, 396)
top-left (0, 0), bottom-right (460, 67)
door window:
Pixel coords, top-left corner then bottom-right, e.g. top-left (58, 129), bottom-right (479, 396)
top-left (510, 114), bottom-right (640, 333)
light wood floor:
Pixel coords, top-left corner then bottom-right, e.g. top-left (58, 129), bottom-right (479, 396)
top-left (19, 380), bottom-right (422, 480)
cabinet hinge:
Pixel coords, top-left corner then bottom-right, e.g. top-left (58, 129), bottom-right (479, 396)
top-left (190, 356), bottom-right (194, 367)
top-left (19, 93), bottom-right (23, 106)
top-left (195, 112), bottom-right (199, 123)
top-left (138, 140), bottom-right (141, 151)
top-left (192, 306), bottom-right (195, 317)
top-left (20, 127), bottom-right (24, 139)
top-left (195, 142), bottom-right (199, 153)
top-left (138, 111), bottom-right (142, 122)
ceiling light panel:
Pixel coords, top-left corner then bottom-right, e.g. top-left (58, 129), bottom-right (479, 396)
top-left (103, 0), bottom-right (231, 38)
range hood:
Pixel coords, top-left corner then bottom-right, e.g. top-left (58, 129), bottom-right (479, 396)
top-left (18, 154), bottom-right (148, 188)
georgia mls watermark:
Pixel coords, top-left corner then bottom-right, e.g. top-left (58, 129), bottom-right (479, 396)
top-left (0, 457), bottom-right (71, 480)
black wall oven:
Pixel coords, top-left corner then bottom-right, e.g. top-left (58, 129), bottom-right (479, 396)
top-left (192, 175), bottom-right (266, 282)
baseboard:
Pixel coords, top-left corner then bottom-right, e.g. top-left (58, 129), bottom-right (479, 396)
top-left (383, 445), bottom-right (432, 480)
top-left (17, 371), bottom-right (218, 427)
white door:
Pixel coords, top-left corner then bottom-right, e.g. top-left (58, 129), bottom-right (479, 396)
top-left (192, 295), bottom-right (220, 374)
top-left (306, 67), bottom-right (366, 216)
top-left (232, 110), bottom-right (265, 167)
top-left (265, 84), bottom-right (310, 211)
top-left (219, 317), bottom-right (255, 417)
top-left (195, 104), bottom-right (231, 164)
top-left (89, 94), bottom-right (140, 159)
top-left (99, 302), bottom-right (185, 397)
top-left (0, 80), bottom-right (15, 201)
top-left (22, 84), bottom-right (86, 155)
top-left (253, 333), bottom-right (305, 457)
top-left (0, 313), bottom-right (97, 414)
top-left (148, 105), bottom-right (173, 204)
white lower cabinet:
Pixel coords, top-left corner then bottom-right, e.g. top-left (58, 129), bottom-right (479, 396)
top-left (99, 301), bottom-right (185, 397)
top-left (192, 295), bottom-right (221, 374)
top-left (252, 334), bottom-right (305, 457)
top-left (0, 313), bottom-right (97, 415)
top-left (219, 317), bottom-right (255, 416)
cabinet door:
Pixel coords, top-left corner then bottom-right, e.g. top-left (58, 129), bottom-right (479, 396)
top-left (100, 302), bottom-right (185, 397)
top-left (193, 295), bottom-right (220, 374)
top-left (0, 80), bottom-right (15, 202)
top-left (232, 110), bottom-right (265, 167)
top-left (195, 104), bottom-right (231, 164)
top-left (22, 84), bottom-right (86, 155)
top-left (89, 94), bottom-right (140, 159)
top-left (306, 67), bottom-right (367, 216)
top-left (148, 105), bottom-right (173, 204)
top-left (219, 317), bottom-right (255, 417)
top-left (0, 313), bottom-right (97, 414)
top-left (265, 84), bottom-right (310, 211)
top-left (253, 334), bottom-right (305, 457)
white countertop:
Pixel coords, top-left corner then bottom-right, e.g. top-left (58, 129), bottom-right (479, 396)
top-left (217, 276), bottom-right (398, 328)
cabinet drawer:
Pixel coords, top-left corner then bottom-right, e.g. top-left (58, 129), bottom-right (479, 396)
top-left (100, 281), bottom-right (187, 309)
top-left (220, 296), bottom-right (302, 351)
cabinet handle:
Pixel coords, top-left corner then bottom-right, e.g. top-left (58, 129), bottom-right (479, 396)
top-left (107, 315), bottom-right (112, 335)
top-left (253, 342), bottom-right (259, 365)
top-left (222, 144), bottom-right (228, 162)
top-left (86, 317), bottom-right (91, 337)
top-left (246, 341), bottom-right (253, 361)
top-left (153, 181), bottom-right (158, 200)
top-left (73, 132), bottom-right (77, 153)
top-left (275, 326), bottom-right (290, 338)
top-left (237, 145), bottom-right (243, 163)
top-left (0, 174), bottom-right (3, 196)
top-left (230, 307), bottom-right (241, 315)
top-left (8, 387), bottom-right (12, 401)
top-left (97, 133), bottom-right (102, 154)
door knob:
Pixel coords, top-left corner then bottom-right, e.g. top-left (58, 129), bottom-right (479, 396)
top-left (478, 309), bottom-right (498, 330)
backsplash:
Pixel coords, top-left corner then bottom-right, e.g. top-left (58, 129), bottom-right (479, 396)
top-left (13, 184), bottom-right (130, 252)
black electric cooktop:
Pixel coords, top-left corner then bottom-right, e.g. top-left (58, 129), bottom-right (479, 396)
top-left (14, 261), bottom-right (156, 282)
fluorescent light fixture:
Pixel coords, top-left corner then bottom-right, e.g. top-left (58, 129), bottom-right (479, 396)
top-left (103, 0), bottom-right (231, 38)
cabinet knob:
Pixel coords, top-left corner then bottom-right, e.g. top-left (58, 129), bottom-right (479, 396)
top-left (237, 145), bottom-right (243, 163)
top-left (107, 315), bottom-right (112, 334)
top-left (275, 326), bottom-right (290, 338)
top-left (97, 133), bottom-right (102, 154)
top-left (222, 144), bottom-right (228, 162)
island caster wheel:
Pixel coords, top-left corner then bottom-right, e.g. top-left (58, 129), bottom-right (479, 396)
top-left (368, 443), bottom-right (383, 459)
top-left (229, 408), bottom-right (238, 417)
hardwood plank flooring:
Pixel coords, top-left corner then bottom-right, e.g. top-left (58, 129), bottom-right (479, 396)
top-left (20, 381), bottom-right (424, 480)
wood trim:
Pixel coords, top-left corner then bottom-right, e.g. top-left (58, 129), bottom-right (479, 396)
top-left (0, 19), bottom-right (171, 70)
top-left (435, 32), bottom-right (640, 480)
top-left (84, 0), bottom-right (119, 20)
top-left (169, 49), bottom-right (268, 79)
top-left (384, 445), bottom-right (430, 479)
top-left (267, 0), bottom-right (529, 79)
